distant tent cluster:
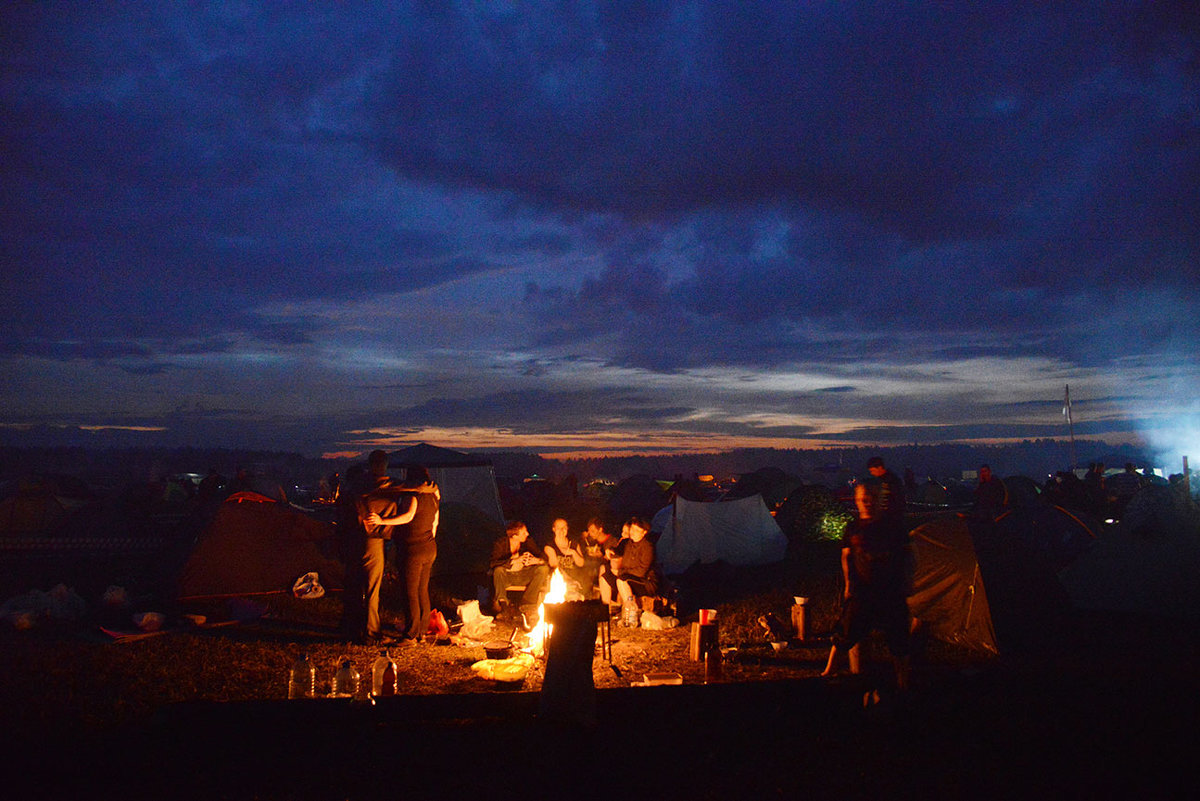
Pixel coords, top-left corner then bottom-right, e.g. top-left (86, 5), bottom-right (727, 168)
top-left (10, 446), bottom-right (1198, 645)
top-left (1060, 484), bottom-right (1200, 618)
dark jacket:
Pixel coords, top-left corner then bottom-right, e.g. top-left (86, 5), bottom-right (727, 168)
top-left (489, 535), bottom-right (542, 572)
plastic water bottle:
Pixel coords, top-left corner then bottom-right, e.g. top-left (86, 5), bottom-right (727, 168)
top-left (704, 647), bottom-right (722, 684)
top-left (332, 658), bottom-right (359, 699)
top-left (371, 650), bottom-right (398, 698)
top-left (622, 600), bottom-right (639, 628)
top-left (287, 653), bottom-right (315, 699)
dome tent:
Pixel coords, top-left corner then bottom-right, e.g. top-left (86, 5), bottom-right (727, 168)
top-left (656, 494), bottom-right (788, 575)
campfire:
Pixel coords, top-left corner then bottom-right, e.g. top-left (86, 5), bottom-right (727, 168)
top-left (525, 568), bottom-right (568, 655)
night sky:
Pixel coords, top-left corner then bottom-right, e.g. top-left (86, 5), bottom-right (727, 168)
top-left (2, 3), bottom-right (1197, 461)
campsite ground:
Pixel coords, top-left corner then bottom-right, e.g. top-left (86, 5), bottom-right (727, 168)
top-left (2, 529), bottom-right (1198, 799)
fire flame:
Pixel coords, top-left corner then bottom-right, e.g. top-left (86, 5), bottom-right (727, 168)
top-left (527, 568), bottom-right (567, 655)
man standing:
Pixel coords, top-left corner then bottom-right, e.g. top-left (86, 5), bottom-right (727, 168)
top-left (972, 464), bottom-right (1008, 523)
top-left (821, 481), bottom-right (911, 692)
top-left (342, 450), bottom-right (420, 645)
top-left (338, 450), bottom-right (393, 643)
top-left (866, 456), bottom-right (906, 529)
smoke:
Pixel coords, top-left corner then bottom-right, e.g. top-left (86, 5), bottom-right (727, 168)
top-left (1137, 402), bottom-right (1200, 478)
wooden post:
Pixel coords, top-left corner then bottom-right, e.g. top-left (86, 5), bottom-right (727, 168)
top-left (689, 621), bottom-right (719, 661)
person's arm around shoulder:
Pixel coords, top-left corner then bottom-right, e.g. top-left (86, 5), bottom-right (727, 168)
top-left (363, 495), bottom-right (417, 528)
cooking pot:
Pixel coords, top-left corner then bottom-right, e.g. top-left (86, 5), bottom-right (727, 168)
top-left (483, 641), bottom-right (514, 660)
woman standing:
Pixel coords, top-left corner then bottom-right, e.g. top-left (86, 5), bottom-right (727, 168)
top-left (368, 465), bottom-right (440, 643)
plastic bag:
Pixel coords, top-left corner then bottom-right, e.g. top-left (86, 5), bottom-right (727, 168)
top-left (456, 600), bottom-right (494, 640)
top-left (291, 572), bottom-right (324, 599)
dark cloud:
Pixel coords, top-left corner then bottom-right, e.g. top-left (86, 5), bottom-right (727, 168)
top-left (369, 3), bottom-right (1198, 252)
top-left (1, 3), bottom-right (1196, 455)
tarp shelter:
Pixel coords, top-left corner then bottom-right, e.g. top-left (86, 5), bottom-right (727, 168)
top-left (656, 494), bottom-right (788, 575)
top-left (388, 443), bottom-right (506, 574)
top-left (176, 492), bottom-right (342, 599)
top-left (388, 443), bottom-right (504, 523)
top-left (907, 516), bottom-right (998, 656)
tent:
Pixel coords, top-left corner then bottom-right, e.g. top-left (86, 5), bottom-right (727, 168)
top-left (176, 491), bottom-right (342, 599)
top-left (0, 474), bottom-right (97, 535)
top-left (1058, 486), bottom-right (1200, 618)
top-left (723, 467), bottom-right (803, 510)
top-left (994, 502), bottom-right (1097, 572)
top-left (655, 494), bottom-right (788, 575)
top-left (1001, 475), bottom-right (1042, 508)
top-left (907, 516), bottom-right (998, 656)
top-left (606, 474), bottom-right (670, 520)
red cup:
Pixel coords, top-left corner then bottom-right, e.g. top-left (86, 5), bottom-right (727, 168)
top-left (698, 608), bottom-right (717, 625)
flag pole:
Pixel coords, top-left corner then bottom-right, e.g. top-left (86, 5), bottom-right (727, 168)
top-left (1064, 384), bottom-right (1077, 471)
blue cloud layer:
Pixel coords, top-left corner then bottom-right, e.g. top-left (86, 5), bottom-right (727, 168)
top-left (1, 2), bottom-right (1197, 455)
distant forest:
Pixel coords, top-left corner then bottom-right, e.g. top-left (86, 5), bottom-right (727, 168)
top-left (1, 439), bottom-right (1155, 494)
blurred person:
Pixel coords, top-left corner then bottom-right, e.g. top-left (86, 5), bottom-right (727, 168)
top-left (822, 481), bottom-right (911, 694)
top-left (865, 456), bottom-right (906, 528)
top-left (582, 517), bottom-right (618, 602)
top-left (1083, 462), bottom-right (1106, 516)
top-left (597, 520), bottom-right (632, 607)
top-left (1105, 463), bottom-right (1142, 518)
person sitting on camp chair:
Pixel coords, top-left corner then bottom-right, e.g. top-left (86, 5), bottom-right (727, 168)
top-left (595, 520), bottom-right (630, 607)
top-left (544, 517), bottom-right (591, 600)
top-left (489, 520), bottom-right (550, 627)
top-left (582, 517), bottom-right (618, 603)
top-left (602, 517), bottom-right (659, 615)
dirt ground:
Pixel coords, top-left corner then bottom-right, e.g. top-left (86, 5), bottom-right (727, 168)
top-left (3, 535), bottom-right (1197, 800)
top-left (4, 606), bottom-right (1196, 801)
